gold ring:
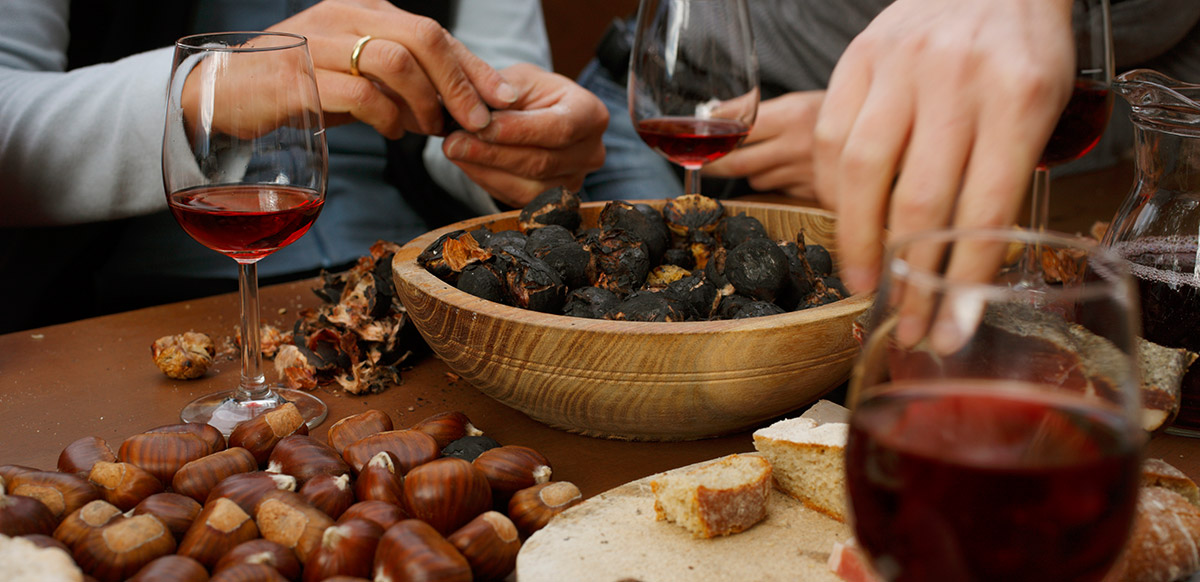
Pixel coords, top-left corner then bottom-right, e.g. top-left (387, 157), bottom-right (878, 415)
top-left (349, 35), bottom-right (373, 77)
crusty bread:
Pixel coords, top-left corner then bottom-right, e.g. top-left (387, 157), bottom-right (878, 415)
top-left (1141, 457), bottom-right (1200, 506)
top-left (1107, 485), bottom-right (1200, 582)
top-left (753, 413), bottom-right (848, 522)
top-left (650, 453), bottom-right (772, 538)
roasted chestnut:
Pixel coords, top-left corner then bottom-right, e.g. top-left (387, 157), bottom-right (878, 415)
top-left (663, 194), bottom-right (723, 238)
top-left (456, 262), bottom-right (507, 304)
top-left (417, 230), bottom-right (493, 285)
top-left (725, 237), bottom-right (789, 302)
top-left (441, 435), bottom-right (503, 463)
top-left (517, 186), bottom-right (582, 233)
top-left (606, 292), bottom-right (688, 322)
top-left (562, 286), bottom-right (620, 320)
top-left (494, 249), bottom-right (568, 313)
top-left (716, 213), bottom-right (768, 250)
top-left (582, 229), bottom-right (651, 296)
top-left (599, 201), bottom-right (669, 263)
top-left (733, 300), bottom-right (787, 319)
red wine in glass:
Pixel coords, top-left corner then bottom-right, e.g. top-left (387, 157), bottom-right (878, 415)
top-left (845, 380), bottom-right (1140, 582)
top-left (635, 117), bottom-right (750, 169)
top-left (168, 184), bottom-right (324, 261)
top-left (1039, 79), bottom-right (1113, 168)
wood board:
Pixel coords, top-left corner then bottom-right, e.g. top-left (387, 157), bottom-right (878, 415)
top-left (516, 454), bottom-right (851, 581)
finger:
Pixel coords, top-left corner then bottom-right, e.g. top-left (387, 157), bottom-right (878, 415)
top-left (443, 130), bottom-right (605, 182)
top-left (314, 68), bottom-right (413, 138)
top-left (813, 44), bottom-right (872, 212)
top-left (452, 159), bottom-right (584, 208)
top-left (825, 70), bottom-right (915, 295)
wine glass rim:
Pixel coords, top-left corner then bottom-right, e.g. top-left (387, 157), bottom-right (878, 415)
top-left (884, 227), bottom-right (1132, 300)
top-left (175, 31), bottom-right (308, 52)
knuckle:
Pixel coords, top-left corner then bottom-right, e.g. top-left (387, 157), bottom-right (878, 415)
top-left (375, 43), bottom-right (415, 77)
top-left (409, 16), bottom-right (448, 48)
top-left (344, 76), bottom-right (378, 108)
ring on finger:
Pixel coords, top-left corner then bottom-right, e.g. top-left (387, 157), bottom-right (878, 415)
top-left (349, 34), bottom-right (374, 77)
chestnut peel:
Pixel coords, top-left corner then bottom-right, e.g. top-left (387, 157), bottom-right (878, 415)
top-left (151, 331), bottom-right (215, 380)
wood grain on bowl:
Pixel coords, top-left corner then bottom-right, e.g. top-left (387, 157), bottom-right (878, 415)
top-left (392, 201), bottom-right (871, 441)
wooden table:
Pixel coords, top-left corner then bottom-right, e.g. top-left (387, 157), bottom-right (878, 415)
top-left (1, 161), bottom-right (1193, 495)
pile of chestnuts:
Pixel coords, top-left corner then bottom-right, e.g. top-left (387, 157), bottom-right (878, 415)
top-left (419, 190), bottom-right (848, 322)
top-left (0, 406), bottom-right (579, 581)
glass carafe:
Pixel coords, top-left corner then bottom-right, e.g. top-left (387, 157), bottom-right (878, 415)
top-left (1102, 69), bottom-right (1200, 437)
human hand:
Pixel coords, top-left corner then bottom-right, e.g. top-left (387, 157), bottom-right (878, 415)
top-left (703, 91), bottom-right (824, 201)
top-left (813, 0), bottom-right (1076, 294)
top-left (266, 0), bottom-right (517, 138)
top-left (440, 63), bottom-right (609, 207)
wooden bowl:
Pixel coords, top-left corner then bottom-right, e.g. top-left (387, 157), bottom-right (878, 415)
top-left (391, 201), bottom-right (870, 441)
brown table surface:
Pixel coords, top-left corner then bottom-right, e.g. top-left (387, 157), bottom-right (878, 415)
top-left (2, 161), bottom-right (1193, 497)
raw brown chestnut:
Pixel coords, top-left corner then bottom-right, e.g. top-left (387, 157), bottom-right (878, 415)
top-left (7, 470), bottom-right (100, 519)
top-left (22, 533), bottom-right (70, 552)
top-left (337, 500), bottom-right (408, 531)
top-left (88, 461), bottom-right (164, 511)
top-left (53, 499), bottom-right (123, 549)
top-left (0, 464), bottom-right (37, 483)
top-left (229, 403), bottom-right (308, 466)
top-left (72, 513), bottom-right (176, 582)
top-left (409, 411), bottom-right (482, 450)
top-left (447, 511), bottom-right (521, 582)
top-left (128, 554), bottom-right (209, 582)
top-left (326, 409), bottom-right (393, 454)
top-left (299, 473), bottom-right (355, 520)
top-left (178, 497), bottom-right (260, 569)
top-left (206, 471), bottom-right (297, 515)
top-left (172, 447), bottom-right (259, 503)
top-left (342, 429), bottom-right (440, 475)
top-left (58, 436), bottom-right (117, 476)
top-left (354, 452), bottom-right (404, 506)
top-left (508, 481), bottom-right (582, 537)
top-left (0, 475), bottom-right (58, 537)
top-left (402, 457), bottom-right (492, 536)
top-left (471, 445), bottom-right (552, 505)
top-left (131, 492), bottom-right (202, 542)
top-left (210, 563), bottom-right (289, 582)
top-left (266, 435), bottom-right (351, 486)
top-left (117, 428), bottom-right (216, 484)
top-left (373, 519), bottom-right (471, 582)
top-left (302, 518), bottom-right (384, 582)
top-left (254, 490), bottom-right (334, 564)
top-left (213, 539), bottom-right (302, 582)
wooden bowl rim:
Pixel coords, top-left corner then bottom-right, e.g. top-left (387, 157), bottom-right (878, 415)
top-left (393, 199), bottom-right (872, 335)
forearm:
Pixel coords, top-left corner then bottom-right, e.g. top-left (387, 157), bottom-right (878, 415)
top-left (0, 49), bottom-right (174, 227)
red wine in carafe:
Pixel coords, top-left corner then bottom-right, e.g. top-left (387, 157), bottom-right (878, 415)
top-left (1118, 237), bottom-right (1200, 433)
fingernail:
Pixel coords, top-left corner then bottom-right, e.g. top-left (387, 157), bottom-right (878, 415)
top-left (843, 267), bottom-right (877, 295)
top-left (497, 82), bottom-right (517, 103)
top-left (469, 104), bottom-right (491, 130)
top-left (446, 135), bottom-right (467, 160)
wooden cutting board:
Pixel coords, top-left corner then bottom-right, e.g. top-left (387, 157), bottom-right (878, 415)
top-left (516, 454), bottom-right (851, 581)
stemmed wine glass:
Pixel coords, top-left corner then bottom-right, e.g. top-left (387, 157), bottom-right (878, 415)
top-left (1029, 0), bottom-right (1114, 233)
top-left (628, 0), bottom-right (759, 197)
top-left (846, 228), bottom-right (1144, 582)
top-left (163, 32), bottom-right (329, 435)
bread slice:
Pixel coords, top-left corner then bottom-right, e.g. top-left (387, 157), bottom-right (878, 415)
top-left (753, 412), bottom-right (848, 522)
top-left (650, 453), bottom-right (772, 538)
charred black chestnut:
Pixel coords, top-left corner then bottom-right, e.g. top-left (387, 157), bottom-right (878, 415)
top-left (442, 435), bottom-right (502, 462)
top-left (528, 226), bottom-right (590, 289)
top-left (661, 248), bottom-right (697, 270)
top-left (563, 287), bottom-right (621, 319)
top-left (418, 230), bottom-right (492, 285)
top-left (485, 229), bottom-right (529, 253)
top-left (519, 186), bottom-right (582, 232)
top-left (776, 241), bottom-right (816, 311)
top-left (716, 294), bottom-right (756, 319)
top-left (662, 275), bottom-right (719, 320)
top-left (734, 301), bottom-right (787, 319)
top-left (582, 229), bottom-right (652, 296)
top-left (599, 201), bottom-right (669, 264)
top-left (494, 249), bottom-right (568, 313)
top-left (716, 213), bottom-right (768, 250)
top-left (606, 292), bottom-right (688, 322)
top-left (725, 238), bottom-right (789, 302)
top-left (457, 262), bottom-right (507, 304)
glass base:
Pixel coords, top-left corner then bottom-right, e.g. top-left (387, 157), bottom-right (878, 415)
top-left (180, 388), bottom-right (327, 436)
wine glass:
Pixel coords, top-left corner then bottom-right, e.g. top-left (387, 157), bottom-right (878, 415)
top-left (1029, 0), bottom-right (1114, 233)
top-left (846, 228), bottom-right (1144, 582)
top-left (628, 0), bottom-right (759, 197)
top-left (163, 32), bottom-right (329, 435)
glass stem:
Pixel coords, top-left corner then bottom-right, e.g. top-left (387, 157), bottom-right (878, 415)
top-left (684, 167), bottom-right (702, 196)
top-left (237, 261), bottom-right (268, 400)
top-left (1029, 166), bottom-right (1051, 233)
